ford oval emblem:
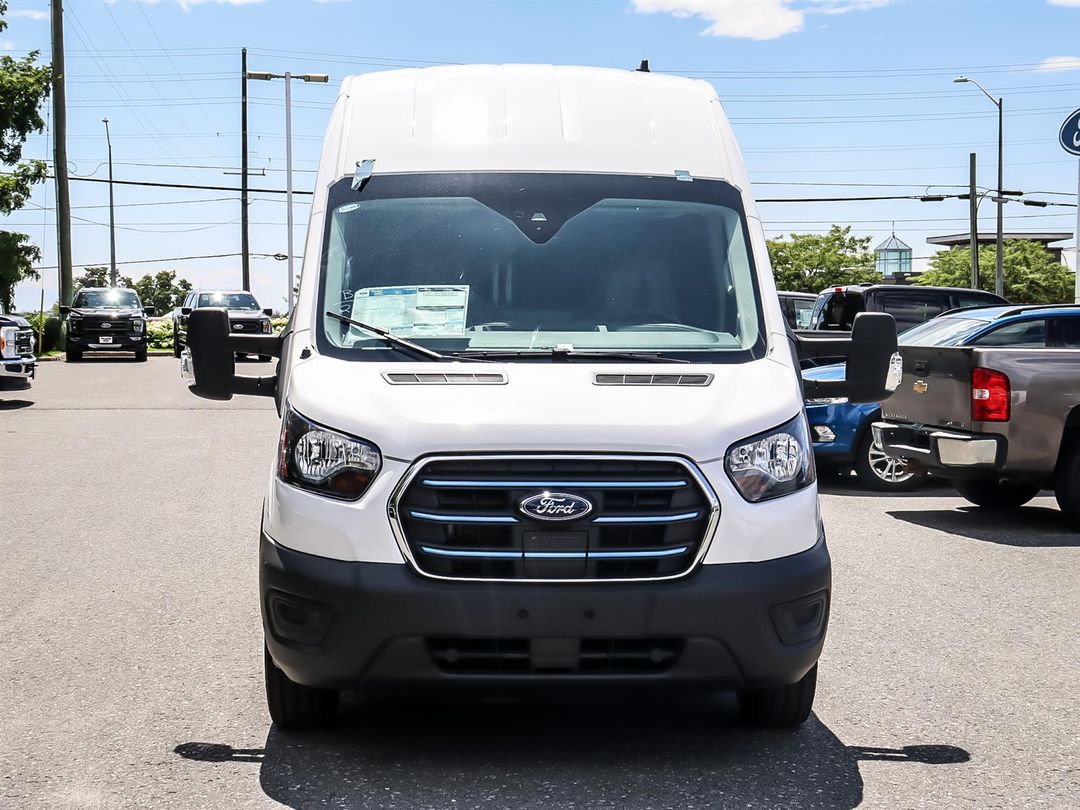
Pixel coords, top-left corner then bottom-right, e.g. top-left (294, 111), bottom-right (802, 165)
top-left (519, 492), bottom-right (593, 522)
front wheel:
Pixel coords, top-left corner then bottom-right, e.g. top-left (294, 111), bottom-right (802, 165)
top-left (853, 430), bottom-right (924, 492)
top-left (173, 328), bottom-right (182, 358)
top-left (264, 645), bottom-right (339, 731)
top-left (955, 478), bottom-right (1040, 510)
top-left (135, 346), bottom-right (148, 362)
top-left (1053, 443), bottom-right (1080, 527)
top-left (737, 664), bottom-right (817, 728)
top-left (65, 348), bottom-right (82, 362)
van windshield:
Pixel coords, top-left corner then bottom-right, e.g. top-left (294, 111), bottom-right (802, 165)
top-left (317, 173), bottom-right (764, 362)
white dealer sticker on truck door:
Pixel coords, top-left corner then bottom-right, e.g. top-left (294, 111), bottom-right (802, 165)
top-left (349, 285), bottom-right (469, 338)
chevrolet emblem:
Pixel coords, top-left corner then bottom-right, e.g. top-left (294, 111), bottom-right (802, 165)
top-left (914, 380), bottom-right (928, 394)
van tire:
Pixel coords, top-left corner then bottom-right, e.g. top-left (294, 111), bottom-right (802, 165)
top-left (1053, 443), bottom-right (1080, 526)
top-left (955, 479), bottom-right (1040, 510)
top-left (264, 645), bottom-right (339, 730)
top-left (854, 430), bottom-right (924, 492)
top-left (737, 664), bottom-right (817, 728)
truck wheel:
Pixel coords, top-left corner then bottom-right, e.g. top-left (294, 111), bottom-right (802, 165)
top-left (1053, 443), bottom-right (1080, 526)
top-left (65, 348), bottom-right (82, 362)
top-left (264, 645), bottom-right (338, 730)
top-left (737, 664), bottom-right (817, 728)
top-left (854, 430), bottom-right (924, 492)
top-left (955, 479), bottom-right (1040, 510)
top-left (135, 347), bottom-right (148, 362)
top-left (172, 329), bottom-right (182, 358)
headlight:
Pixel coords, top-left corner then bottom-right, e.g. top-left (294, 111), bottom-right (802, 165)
top-left (69, 314), bottom-right (82, 330)
top-left (261, 319), bottom-right (271, 334)
top-left (885, 351), bottom-right (903, 393)
top-left (725, 415), bottom-right (815, 502)
top-left (277, 407), bottom-right (381, 500)
top-left (0, 326), bottom-right (14, 358)
top-left (132, 318), bottom-right (144, 332)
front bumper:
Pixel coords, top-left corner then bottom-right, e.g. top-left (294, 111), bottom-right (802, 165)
top-left (67, 333), bottom-right (145, 351)
top-left (873, 420), bottom-right (1003, 472)
top-left (261, 530), bottom-right (831, 692)
top-left (0, 357), bottom-right (35, 381)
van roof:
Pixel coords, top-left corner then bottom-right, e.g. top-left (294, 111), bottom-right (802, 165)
top-left (328, 65), bottom-right (750, 190)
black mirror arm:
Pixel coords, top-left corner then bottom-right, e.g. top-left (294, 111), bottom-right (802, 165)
top-left (228, 334), bottom-right (282, 358)
top-left (232, 375), bottom-right (278, 397)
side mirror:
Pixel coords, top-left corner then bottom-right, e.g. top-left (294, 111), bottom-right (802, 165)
top-left (797, 312), bottom-right (900, 404)
top-left (263, 308), bottom-right (274, 317)
top-left (59, 306), bottom-right (70, 317)
top-left (185, 307), bottom-right (282, 401)
top-left (180, 307), bottom-right (192, 316)
top-left (144, 306), bottom-right (156, 316)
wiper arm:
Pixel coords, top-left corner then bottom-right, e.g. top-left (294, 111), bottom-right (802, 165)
top-left (325, 311), bottom-right (491, 363)
top-left (457, 348), bottom-right (690, 364)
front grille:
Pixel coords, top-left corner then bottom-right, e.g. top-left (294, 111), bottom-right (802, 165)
top-left (82, 317), bottom-right (131, 332)
top-left (15, 329), bottom-right (33, 355)
top-left (427, 637), bottom-right (684, 674)
top-left (392, 456), bottom-right (717, 581)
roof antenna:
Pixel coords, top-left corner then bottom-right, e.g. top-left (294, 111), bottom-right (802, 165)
top-left (636, 59), bottom-right (650, 73)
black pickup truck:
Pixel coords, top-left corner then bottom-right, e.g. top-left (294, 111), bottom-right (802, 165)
top-left (0, 307), bottom-right (35, 388)
top-left (61, 287), bottom-right (155, 362)
top-left (874, 304), bottom-right (1080, 525)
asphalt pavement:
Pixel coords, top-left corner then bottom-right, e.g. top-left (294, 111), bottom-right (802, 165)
top-left (1, 358), bottom-right (1077, 808)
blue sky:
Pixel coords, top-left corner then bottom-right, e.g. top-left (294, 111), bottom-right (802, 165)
top-left (6, 0), bottom-right (1080, 311)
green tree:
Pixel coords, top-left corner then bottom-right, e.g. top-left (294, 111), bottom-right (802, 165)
top-left (917, 241), bottom-right (1073, 304)
top-left (75, 266), bottom-right (109, 289)
top-left (122, 270), bottom-right (193, 315)
top-left (0, 230), bottom-right (39, 312)
top-left (0, 2), bottom-right (51, 308)
top-left (766, 226), bottom-right (879, 293)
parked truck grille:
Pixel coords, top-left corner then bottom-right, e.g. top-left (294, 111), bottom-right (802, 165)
top-left (391, 456), bottom-right (718, 581)
top-left (15, 329), bottom-right (33, 355)
top-left (83, 317), bottom-right (131, 332)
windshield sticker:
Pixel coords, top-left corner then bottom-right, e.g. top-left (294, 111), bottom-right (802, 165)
top-left (349, 285), bottom-right (469, 338)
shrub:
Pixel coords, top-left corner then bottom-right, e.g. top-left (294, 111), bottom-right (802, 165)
top-left (145, 319), bottom-right (174, 350)
top-left (272, 316), bottom-right (288, 334)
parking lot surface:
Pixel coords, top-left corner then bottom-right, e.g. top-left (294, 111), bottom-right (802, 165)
top-left (1, 358), bottom-right (1077, 809)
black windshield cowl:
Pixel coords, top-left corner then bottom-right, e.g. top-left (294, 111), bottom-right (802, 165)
top-left (454, 349), bottom-right (690, 364)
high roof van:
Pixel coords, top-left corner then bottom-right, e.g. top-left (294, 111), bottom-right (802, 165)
top-left (183, 65), bottom-right (899, 730)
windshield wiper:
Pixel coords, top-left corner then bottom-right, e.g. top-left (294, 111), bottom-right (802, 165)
top-left (325, 311), bottom-right (492, 363)
top-left (455, 348), bottom-right (690, 364)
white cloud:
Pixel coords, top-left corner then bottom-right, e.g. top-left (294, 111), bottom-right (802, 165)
top-left (176, 0), bottom-right (265, 9)
top-left (1048, 0), bottom-right (1080, 7)
top-left (1036, 55), bottom-right (1080, 72)
top-left (10, 9), bottom-right (50, 21)
top-left (631, 0), bottom-right (891, 40)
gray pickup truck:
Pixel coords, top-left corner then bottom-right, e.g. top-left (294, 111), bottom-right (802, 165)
top-left (874, 305), bottom-right (1080, 525)
top-left (0, 306), bottom-right (36, 388)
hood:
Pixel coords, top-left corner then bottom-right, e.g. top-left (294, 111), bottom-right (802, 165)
top-left (287, 354), bottom-right (803, 463)
top-left (226, 310), bottom-right (268, 320)
top-left (70, 307), bottom-right (144, 317)
top-left (0, 313), bottom-right (30, 328)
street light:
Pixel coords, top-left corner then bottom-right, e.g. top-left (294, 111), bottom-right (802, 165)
top-left (102, 117), bottom-right (117, 287)
top-left (954, 75), bottom-right (1005, 297)
top-left (246, 70), bottom-right (329, 313)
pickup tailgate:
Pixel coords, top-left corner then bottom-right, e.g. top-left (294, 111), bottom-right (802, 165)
top-left (881, 346), bottom-right (975, 429)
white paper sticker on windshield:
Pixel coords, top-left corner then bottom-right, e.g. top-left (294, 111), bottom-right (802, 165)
top-left (349, 285), bottom-right (469, 338)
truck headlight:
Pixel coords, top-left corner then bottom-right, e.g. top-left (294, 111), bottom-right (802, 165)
top-left (885, 351), bottom-right (903, 393)
top-left (132, 318), bottom-right (144, 332)
top-left (0, 326), bottom-right (14, 358)
top-left (261, 319), bottom-right (271, 334)
top-left (725, 415), bottom-right (815, 502)
top-left (277, 407), bottom-right (381, 500)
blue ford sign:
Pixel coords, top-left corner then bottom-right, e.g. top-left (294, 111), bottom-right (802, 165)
top-left (519, 492), bottom-right (593, 521)
top-left (1059, 108), bottom-right (1080, 156)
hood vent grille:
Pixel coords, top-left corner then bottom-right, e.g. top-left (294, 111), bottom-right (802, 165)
top-left (383, 371), bottom-right (507, 385)
top-left (593, 373), bottom-right (713, 387)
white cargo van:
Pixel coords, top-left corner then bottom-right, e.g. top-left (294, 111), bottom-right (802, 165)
top-left (184, 65), bottom-right (898, 730)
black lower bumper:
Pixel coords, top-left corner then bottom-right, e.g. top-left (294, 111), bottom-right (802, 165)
top-left (874, 420), bottom-right (1004, 475)
top-left (261, 532), bottom-right (831, 692)
top-left (67, 334), bottom-right (145, 351)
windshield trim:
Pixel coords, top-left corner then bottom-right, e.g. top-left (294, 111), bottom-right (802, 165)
top-left (313, 172), bottom-right (767, 365)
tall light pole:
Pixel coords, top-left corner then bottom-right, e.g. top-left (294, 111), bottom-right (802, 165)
top-left (246, 70), bottom-right (329, 313)
top-left (102, 117), bottom-right (117, 287)
top-left (954, 76), bottom-right (1004, 297)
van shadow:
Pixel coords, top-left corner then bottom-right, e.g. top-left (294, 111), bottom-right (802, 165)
top-left (888, 505), bottom-right (1077, 547)
top-left (175, 695), bottom-right (970, 809)
top-left (0, 398), bottom-right (33, 410)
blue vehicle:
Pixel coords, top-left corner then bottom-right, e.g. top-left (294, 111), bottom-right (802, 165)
top-left (804, 363), bottom-right (924, 491)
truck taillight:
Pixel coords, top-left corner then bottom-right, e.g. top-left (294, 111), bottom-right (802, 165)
top-left (972, 368), bottom-right (1010, 422)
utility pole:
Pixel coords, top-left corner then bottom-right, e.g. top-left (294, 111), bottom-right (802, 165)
top-left (103, 118), bottom-right (116, 287)
top-left (995, 97), bottom-right (1005, 298)
top-left (968, 153), bottom-right (979, 289)
top-left (50, 0), bottom-right (73, 307)
top-left (241, 48), bottom-right (250, 291)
